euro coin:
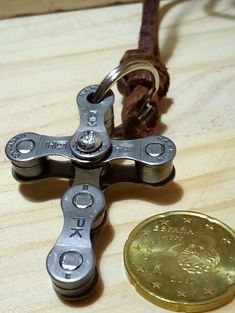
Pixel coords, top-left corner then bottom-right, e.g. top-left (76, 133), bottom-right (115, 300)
top-left (124, 211), bottom-right (235, 312)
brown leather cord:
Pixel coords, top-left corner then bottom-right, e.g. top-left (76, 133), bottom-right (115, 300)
top-left (117, 0), bottom-right (170, 139)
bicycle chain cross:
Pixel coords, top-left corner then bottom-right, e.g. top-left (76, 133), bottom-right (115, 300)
top-left (5, 70), bottom-right (176, 300)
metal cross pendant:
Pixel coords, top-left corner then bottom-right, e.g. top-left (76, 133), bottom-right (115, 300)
top-left (5, 61), bottom-right (176, 300)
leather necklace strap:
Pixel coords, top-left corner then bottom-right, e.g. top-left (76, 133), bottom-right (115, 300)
top-left (117, 0), bottom-right (170, 139)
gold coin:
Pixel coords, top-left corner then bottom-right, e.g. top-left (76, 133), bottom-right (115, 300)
top-left (124, 211), bottom-right (235, 312)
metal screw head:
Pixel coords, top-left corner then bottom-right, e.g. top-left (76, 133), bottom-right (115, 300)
top-left (145, 143), bottom-right (165, 157)
top-left (73, 192), bottom-right (94, 209)
top-left (16, 139), bottom-right (35, 154)
top-left (77, 131), bottom-right (102, 152)
top-left (59, 251), bottom-right (83, 271)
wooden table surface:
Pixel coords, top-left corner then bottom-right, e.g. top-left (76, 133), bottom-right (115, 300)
top-left (0, 1), bottom-right (234, 312)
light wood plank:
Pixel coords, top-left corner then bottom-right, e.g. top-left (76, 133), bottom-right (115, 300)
top-left (0, 0), bottom-right (139, 19)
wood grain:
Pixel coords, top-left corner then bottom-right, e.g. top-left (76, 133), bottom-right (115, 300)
top-left (0, 0), bottom-right (139, 19)
top-left (0, 1), bottom-right (235, 312)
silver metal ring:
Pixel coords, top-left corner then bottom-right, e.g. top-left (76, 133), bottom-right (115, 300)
top-left (92, 60), bottom-right (159, 103)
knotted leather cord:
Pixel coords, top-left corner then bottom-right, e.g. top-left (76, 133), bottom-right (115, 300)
top-left (117, 0), bottom-right (170, 138)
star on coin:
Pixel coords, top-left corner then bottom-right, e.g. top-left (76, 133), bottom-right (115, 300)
top-left (177, 290), bottom-right (186, 298)
top-left (133, 244), bottom-right (141, 251)
top-left (222, 237), bottom-right (231, 245)
top-left (160, 220), bottom-right (170, 227)
top-left (142, 230), bottom-right (151, 236)
top-left (183, 217), bottom-right (191, 223)
top-left (152, 281), bottom-right (161, 289)
top-left (205, 223), bottom-right (214, 230)
top-left (204, 288), bottom-right (213, 295)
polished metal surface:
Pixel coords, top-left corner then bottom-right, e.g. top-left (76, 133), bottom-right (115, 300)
top-left (124, 211), bottom-right (235, 312)
top-left (5, 84), bottom-right (176, 300)
top-left (76, 130), bottom-right (102, 152)
top-left (46, 184), bottom-right (106, 299)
